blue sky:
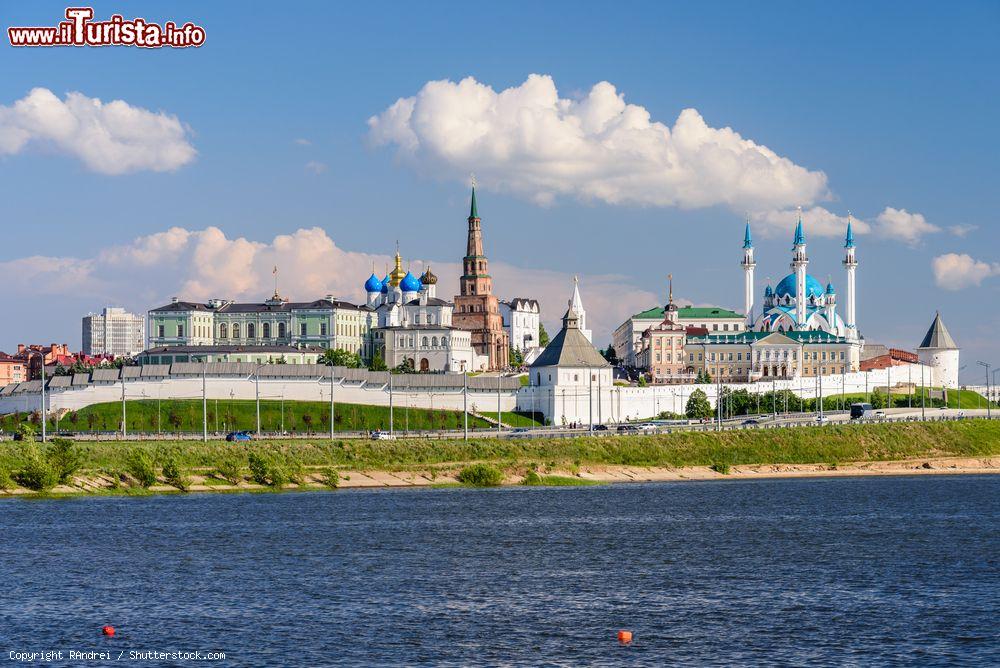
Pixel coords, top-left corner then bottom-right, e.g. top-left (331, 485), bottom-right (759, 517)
top-left (1, 1), bottom-right (998, 381)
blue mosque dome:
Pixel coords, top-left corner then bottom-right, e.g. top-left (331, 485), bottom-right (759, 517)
top-left (364, 273), bottom-right (383, 293)
top-left (774, 272), bottom-right (824, 299)
top-left (400, 271), bottom-right (422, 293)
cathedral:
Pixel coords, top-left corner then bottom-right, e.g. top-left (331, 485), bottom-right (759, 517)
top-left (744, 209), bottom-right (860, 342)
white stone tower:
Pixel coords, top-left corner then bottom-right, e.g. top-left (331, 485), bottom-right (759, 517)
top-left (842, 213), bottom-right (858, 340)
top-left (741, 217), bottom-right (756, 328)
top-left (570, 276), bottom-right (592, 343)
top-left (917, 312), bottom-right (960, 389)
top-left (791, 207), bottom-right (808, 328)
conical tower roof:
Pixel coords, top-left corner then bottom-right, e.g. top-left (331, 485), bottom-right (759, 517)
top-left (918, 312), bottom-right (958, 349)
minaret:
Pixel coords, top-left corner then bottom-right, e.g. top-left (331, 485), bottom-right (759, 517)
top-left (460, 181), bottom-right (493, 297)
top-left (791, 207), bottom-right (808, 328)
top-left (571, 276), bottom-right (592, 342)
top-left (842, 213), bottom-right (858, 340)
top-left (741, 217), bottom-right (756, 328)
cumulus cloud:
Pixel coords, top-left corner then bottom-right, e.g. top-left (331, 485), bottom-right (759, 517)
top-left (0, 87), bottom-right (195, 174)
top-left (947, 224), bottom-right (977, 238)
top-left (872, 207), bottom-right (940, 246)
top-left (932, 253), bottom-right (1000, 290)
top-left (0, 226), bottom-right (663, 345)
top-left (369, 74), bottom-right (830, 211)
top-left (753, 206), bottom-right (872, 240)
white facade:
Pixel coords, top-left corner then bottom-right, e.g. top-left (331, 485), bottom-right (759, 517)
top-left (916, 312), bottom-right (960, 389)
top-left (612, 307), bottom-right (745, 367)
top-left (82, 307), bottom-right (145, 357)
top-left (382, 327), bottom-right (475, 372)
top-left (570, 277), bottom-right (592, 342)
top-left (500, 298), bottom-right (540, 351)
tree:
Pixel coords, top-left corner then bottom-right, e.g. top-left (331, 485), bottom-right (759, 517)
top-left (870, 387), bottom-right (888, 409)
top-left (321, 348), bottom-right (362, 368)
top-left (368, 354), bottom-right (388, 372)
top-left (508, 346), bottom-right (524, 368)
top-left (393, 358), bottom-right (415, 374)
top-left (686, 389), bottom-right (713, 419)
top-left (538, 323), bottom-right (550, 348)
top-left (601, 345), bottom-right (619, 365)
top-left (637, 375), bottom-right (648, 387)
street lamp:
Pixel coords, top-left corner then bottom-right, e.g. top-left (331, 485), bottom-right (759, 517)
top-left (980, 361), bottom-right (993, 420)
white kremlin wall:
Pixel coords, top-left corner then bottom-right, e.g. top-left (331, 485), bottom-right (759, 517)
top-left (0, 376), bottom-right (518, 418)
top-left (515, 363), bottom-right (937, 425)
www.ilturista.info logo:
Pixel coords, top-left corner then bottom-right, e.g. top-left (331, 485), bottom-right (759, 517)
top-left (8, 7), bottom-right (206, 48)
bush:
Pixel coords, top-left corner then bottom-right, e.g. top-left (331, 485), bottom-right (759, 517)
top-left (457, 463), bottom-right (504, 487)
top-left (14, 445), bottom-right (58, 491)
top-left (710, 462), bottom-right (731, 475)
top-left (285, 453), bottom-right (305, 484)
top-left (321, 467), bottom-right (339, 489)
top-left (48, 438), bottom-right (81, 484)
top-left (162, 457), bottom-right (191, 491)
top-left (0, 465), bottom-right (15, 490)
top-left (16, 423), bottom-right (36, 443)
top-left (126, 449), bottom-right (157, 488)
top-left (522, 470), bottom-right (542, 486)
top-left (248, 450), bottom-right (288, 488)
top-left (215, 453), bottom-right (245, 485)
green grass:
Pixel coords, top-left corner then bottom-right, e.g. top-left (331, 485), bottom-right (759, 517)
top-left (1, 399), bottom-right (493, 435)
top-left (740, 387), bottom-right (990, 414)
top-left (526, 475), bottom-right (601, 487)
top-left (2, 420), bottom-right (997, 480)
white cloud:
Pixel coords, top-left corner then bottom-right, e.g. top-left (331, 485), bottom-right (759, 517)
top-left (932, 253), bottom-right (1000, 290)
top-left (0, 226), bottom-right (662, 346)
top-left (304, 160), bottom-right (328, 174)
top-left (872, 207), bottom-right (940, 246)
top-left (947, 224), bottom-right (977, 238)
top-left (754, 206), bottom-right (872, 239)
top-left (369, 74), bottom-right (830, 212)
top-left (294, 138), bottom-right (312, 146)
top-left (0, 88), bottom-right (196, 174)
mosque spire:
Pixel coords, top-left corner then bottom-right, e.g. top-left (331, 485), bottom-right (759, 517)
top-left (793, 206), bottom-right (805, 247)
top-left (743, 215), bottom-right (753, 249)
top-left (845, 211), bottom-right (855, 248)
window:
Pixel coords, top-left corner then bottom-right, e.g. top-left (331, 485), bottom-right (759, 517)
top-left (219, 323), bottom-right (228, 339)
top-left (321, 323), bottom-right (328, 336)
top-left (723, 324), bottom-right (729, 331)
top-left (158, 324), bottom-right (165, 338)
top-left (432, 336), bottom-right (438, 347)
top-left (232, 323), bottom-right (240, 339)
top-left (300, 323), bottom-right (307, 337)
top-left (713, 324), bottom-right (719, 331)
top-left (178, 324), bottom-right (185, 338)
top-left (278, 323), bottom-right (286, 338)
top-left (248, 323), bottom-right (255, 339)
top-left (422, 337), bottom-right (429, 348)
top-left (263, 322), bottom-right (270, 339)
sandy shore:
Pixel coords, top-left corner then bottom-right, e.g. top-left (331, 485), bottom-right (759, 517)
top-left (2, 456), bottom-right (997, 496)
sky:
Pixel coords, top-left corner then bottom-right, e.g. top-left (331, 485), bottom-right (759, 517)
top-left (0, 1), bottom-right (998, 382)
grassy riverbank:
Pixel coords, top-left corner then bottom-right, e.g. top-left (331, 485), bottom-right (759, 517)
top-left (1, 420), bottom-right (998, 497)
top-left (0, 399), bottom-right (545, 434)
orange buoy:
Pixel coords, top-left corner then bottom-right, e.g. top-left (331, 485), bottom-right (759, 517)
top-left (102, 626), bottom-right (115, 637)
top-left (617, 630), bottom-right (632, 643)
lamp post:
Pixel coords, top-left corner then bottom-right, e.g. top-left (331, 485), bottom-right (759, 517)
top-left (254, 365), bottom-right (262, 437)
top-left (957, 365), bottom-right (967, 412)
top-left (463, 372), bottom-right (468, 440)
top-left (978, 361), bottom-right (992, 419)
top-left (121, 371), bottom-right (127, 439)
top-left (202, 361), bottom-right (208, 443)
top-left (330, 366), bottom-right (336, 440)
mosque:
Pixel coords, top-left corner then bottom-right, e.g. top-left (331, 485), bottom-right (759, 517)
top-left (744, 208), bottom-right (859, 341)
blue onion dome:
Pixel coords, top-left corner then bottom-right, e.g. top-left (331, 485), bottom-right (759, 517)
top-left (364, 273), bottom-right (383, 293)
top-left (826, 282), bottom-right (836, 295)
top-left (380, 274), bottom-right (391, 294)
top-left (400, 271), bottom-right (422, 293)
top-left (764, 284), bottom-right (773, 297)
top-left (774, 273), bottom-right (824, 299)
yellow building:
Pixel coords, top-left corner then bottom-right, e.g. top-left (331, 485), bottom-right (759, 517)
top-left (684, 331), bottom-right (859, 382)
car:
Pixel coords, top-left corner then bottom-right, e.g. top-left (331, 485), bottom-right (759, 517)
top-left (741, 418), bottom-right (760, 426)
top-left (617, 424), bottom-right (639, 433)
top-left (594, 424), bottom-right (609, 431)
top-left (225, 431), bottom-right (253, 442)
top-left (511, 427), bottom-right (530, 433)
top-left (370, 430), bottom-right (395, 440)
top-left (815, 414), bottom-right (830, 424)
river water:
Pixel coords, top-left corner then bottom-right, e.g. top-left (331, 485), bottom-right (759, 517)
top-left (1, 476), bottom-right (998, 666)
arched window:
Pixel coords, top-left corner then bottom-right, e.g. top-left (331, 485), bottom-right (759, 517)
top-left (219, 323), bottom-right (228, 339)
top-left (431, 336), bottom-right (438, 347)
top-left (247, 323), bottom-right (256, 339)
top-left (233, 323), bottom-right (240, 339)
top-left (422, 336), bottom-right (429, 348)
top-left (278, 322), bottom-right (286, 338)
top-left (263, 322), bottom-right (270, 339)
